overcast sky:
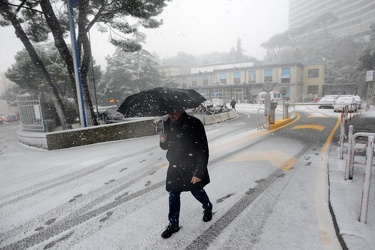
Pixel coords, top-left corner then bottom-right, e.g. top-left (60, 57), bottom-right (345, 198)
top-left (0, 0), bottom-right (289, 73)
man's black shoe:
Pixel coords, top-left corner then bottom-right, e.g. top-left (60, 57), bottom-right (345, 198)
top-left (203, 206), bottom-right (212, 222)
top-left (161, 224), bottom-right (180, 239)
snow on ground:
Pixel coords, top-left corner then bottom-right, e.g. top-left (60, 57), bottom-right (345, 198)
top-left (0, 105), bottom-right (374, 249)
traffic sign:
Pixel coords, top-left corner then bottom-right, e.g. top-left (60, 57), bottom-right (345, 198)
top-left (262, 81), bottom-right (274, 93)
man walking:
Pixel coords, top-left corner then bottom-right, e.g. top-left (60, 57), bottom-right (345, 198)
top-left (230, 98), bottom-right (236, 110)
top-left (159, 110), bottom-right (213, 238)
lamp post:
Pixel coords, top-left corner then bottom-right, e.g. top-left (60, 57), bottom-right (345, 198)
top-left (67, 0), bottom-right (87, 127)
top-left (88, 31), bottom-right (99, 121)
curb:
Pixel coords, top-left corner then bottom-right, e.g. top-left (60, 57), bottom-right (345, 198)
top-left (269, 118), bottom-right (293, 130)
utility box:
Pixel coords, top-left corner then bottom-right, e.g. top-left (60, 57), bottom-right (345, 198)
top-left (269, 102), bottom-right (278, 124)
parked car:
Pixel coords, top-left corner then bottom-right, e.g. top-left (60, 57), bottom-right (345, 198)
top-left (333, 96), bottom-right (357, 112)
top-left (95, 105), bottom-right (115, 120)
top-left (353, 95), bottom-right (362, 109)
top-left (318, 96), bottom-right (337, 109)
top-left (3, 114), bottom-right (18, 122)
top-left (103, 107), bottom-right (124, 124)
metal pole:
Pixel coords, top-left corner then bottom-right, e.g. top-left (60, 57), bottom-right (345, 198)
top-left (359, 136), bottom-right (374, 223)
top-left (345, 125), bottom-right (353, 180)
top-left (67, 0), bottom-right (87, 127)
top-left (88, 31), bottom-right (99, 121)
top-left (338, 118), bottom-right (345, 159)
top-left (282, 95), bottom-right (285, 119)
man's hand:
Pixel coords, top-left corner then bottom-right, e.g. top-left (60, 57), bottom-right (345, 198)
top-left (160, 133), bottom-right (167, 143)
top-left (191, 176), bottom-right (201, 184)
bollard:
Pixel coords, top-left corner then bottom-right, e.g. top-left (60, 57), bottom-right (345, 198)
top-left (359, 136), bottom-right (374, 223)
top-left (283, 103), bottom-right (289, 119)
top-left (339, 118), bottom-right (345, 159)
top-left (257, 108), bottom-right (269, 130)
top-left (345, 125), bottom-right (354, 180)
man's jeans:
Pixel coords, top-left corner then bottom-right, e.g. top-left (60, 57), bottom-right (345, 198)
top-left (168, 189), bottom-right (212, 227)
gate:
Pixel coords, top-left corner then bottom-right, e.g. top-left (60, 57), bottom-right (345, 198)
top-left (17, 95), bottom-right (45, 132)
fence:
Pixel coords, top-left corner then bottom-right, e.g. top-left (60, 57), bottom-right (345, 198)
top-left (17, 95), bottom-right (46, 132)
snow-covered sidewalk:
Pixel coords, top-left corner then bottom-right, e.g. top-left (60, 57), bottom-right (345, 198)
top-left (328, 107), bottom-right (375, 249)
top-left (329, 145), bottom-right (375, 249)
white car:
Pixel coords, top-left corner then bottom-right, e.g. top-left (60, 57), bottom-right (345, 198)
top-left (318, 96), bottom-right (337, 109)
top-left (333, 96), bottom-right (357, 112)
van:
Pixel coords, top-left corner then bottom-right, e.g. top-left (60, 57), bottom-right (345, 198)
top-left (255, 91), bottom-right (281, 104)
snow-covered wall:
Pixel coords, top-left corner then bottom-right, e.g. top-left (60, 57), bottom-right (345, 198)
top-left (16, 112), bottom-right (237, 150)
top-left (45, 119), bottom-right (157, 150)
top-left (17, 129), bottom-right (48, 149)
top-left (17, 118), bottom-right (157, 150)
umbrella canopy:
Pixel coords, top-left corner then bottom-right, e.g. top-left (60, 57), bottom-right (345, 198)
top-left (117, 87), bottom-right (206, 117)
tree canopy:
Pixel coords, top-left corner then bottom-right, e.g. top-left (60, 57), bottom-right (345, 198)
top-left (97, 48), bottom-right (165, 105)
top-left (0, 0), bottom-right (169, 128)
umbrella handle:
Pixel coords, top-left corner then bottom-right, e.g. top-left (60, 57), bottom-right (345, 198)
top-left (162, 119), bottom-right (164, 134)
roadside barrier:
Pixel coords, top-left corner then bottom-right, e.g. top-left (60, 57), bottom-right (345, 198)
top-left (202, 110), bottom-right (236, 125)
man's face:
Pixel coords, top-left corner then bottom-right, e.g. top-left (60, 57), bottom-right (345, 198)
top-left (169, 111), bottom-right (183, 123)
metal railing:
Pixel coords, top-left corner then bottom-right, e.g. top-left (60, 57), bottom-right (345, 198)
top-left (17, 95), bottom-right (45, 132)
top-left (345, 127), bottom-right (375, 180)
top-left (339, 123), bottom-right (374, 224)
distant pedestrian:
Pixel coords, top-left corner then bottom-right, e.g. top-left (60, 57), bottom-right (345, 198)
top-left (230, 98), bottom-right (236, 110)
top-left (159, 110), bottom-right (212, 239)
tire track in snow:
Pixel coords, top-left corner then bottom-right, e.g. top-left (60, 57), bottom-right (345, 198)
top-left (0, 145), bottom-right (158, 207)
top-left (185, 145), bottom-right (310, 249)
top-left (1, 126), bottom-right (297, 249)
top-left (0, 153), bottom-right (163, 246)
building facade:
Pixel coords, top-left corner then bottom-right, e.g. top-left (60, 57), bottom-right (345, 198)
top-left (289, 0), bottom-right (375, 37)
top-left (170, 62), bottom-right (325, 104)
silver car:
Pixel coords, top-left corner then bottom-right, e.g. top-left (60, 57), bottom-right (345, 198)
top-left (103, 107), bottom-right (124, 124)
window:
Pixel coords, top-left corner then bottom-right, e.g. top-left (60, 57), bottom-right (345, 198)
top-left (307, 85), bottom-right (318, 95)
top-left (281, 67), bottom-right (290, 83)
top-left (308, 69), bottom-right (319, 78)
top-left (264, 68), bottom-right (272, 82)
top-left (202, 75), bottom-right (208, 86)
top-left (181, 77), bottom-right (187, 88)
top-left (192, 76), bottom-right (197, 87)
top-left (248, 70), bottom-right (256, 83)
top-left (234, 71), bottom-right (241, 83)
top-left (220, 72), bottom-right (227, 84)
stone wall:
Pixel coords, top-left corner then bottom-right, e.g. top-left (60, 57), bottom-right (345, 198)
top-left (17, 111), bottom-right (237, 150)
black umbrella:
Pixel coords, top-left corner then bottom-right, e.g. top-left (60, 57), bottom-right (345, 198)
top-left (117, 87), bottom-right (206, 118)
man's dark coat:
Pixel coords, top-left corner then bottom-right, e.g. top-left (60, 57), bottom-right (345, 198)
top-left (160, 112), bottom-right (210, 192)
